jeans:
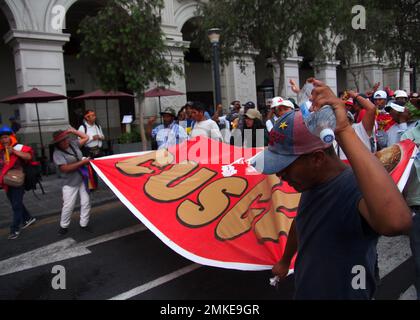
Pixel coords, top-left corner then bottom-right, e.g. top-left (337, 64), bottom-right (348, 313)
top-left (7, 186), bottom-right (32, 233)
top-left (409, 212), bottom-right (420, 299)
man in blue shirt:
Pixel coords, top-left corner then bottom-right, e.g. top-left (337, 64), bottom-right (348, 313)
top-left (253, 80), bottom-right (412, 299)
top-left (146, 107), bottom-right (187, 150)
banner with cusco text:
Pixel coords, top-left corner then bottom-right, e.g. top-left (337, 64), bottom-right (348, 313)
top-left (91, 136), bottom-right (416, 271)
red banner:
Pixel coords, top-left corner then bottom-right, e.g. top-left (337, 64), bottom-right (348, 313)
top-left (91, 137), bottom-right (416, 271)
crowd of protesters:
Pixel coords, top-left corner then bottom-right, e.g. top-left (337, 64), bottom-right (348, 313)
top-left (144, 80), bottom-right (420, 300)
top-left (1, 79), bottom-right (420, 300)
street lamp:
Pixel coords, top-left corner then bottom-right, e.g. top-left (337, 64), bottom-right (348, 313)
top-left (208, 28), bottom-right (222, 110)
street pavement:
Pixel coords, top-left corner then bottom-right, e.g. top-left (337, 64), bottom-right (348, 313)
top-left (0, 201), bottom-right (417, 300)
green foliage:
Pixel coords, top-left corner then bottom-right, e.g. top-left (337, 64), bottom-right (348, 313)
top-left (118, 130), bottom-right (141, 144)
top-left (77, 0), bottom-right (183, 94)
top-left (195, 0), bottom-right (313, 64)
top-left (196, 0), bottom-right (419, 90)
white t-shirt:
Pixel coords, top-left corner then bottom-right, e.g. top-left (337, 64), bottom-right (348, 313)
top-left (78, 122), bottom-right (104, 148)
top-left (190, 119), bottom-right (223, 141)
top-left (386, 122), bottom-right (411, 147)
top-left (335, 122), bottom-right (373, 160)
top-left (266, 115), bottom-right (279, 132)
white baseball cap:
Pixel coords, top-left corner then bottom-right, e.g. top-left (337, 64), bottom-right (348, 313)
top-left (394, 90), bottom-right (408, 99)
top-left (271, 96), bottom-right (295, 109)
top-left (385, 101), bottom-right (405, 113)
top-left (373, 90), bottom-right (387, 100)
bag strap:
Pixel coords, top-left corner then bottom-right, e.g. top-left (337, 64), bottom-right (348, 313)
top-left (58, 143), bottom-right (81, 162)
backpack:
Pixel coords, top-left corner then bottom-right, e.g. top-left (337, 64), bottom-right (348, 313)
top-left (23, 162), bottom-right (44, 194)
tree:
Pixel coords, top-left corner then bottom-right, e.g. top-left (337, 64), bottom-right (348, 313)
top-left (298, 0), bottom-right (385, 92)
top-left (195, 0), bottom-right (314, 96)
top-left (372, 0), bottom-right (420, 89)
top-left (78, 0), bottom-right (183, 149)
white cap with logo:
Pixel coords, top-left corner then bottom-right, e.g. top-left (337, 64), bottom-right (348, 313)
top-left (271, 96), bottom-right (295, 109)
top-left (373, 90), bottom-right (387, 100)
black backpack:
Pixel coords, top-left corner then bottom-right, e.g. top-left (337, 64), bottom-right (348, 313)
top-left (23, 163), bottom-right (45, 195)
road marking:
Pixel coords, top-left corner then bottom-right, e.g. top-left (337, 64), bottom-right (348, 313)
top-left (78, 224), bottom-right (147, 248)
top-left (399, 285), bottom-right (417, 300)
top-left (109, 263), bottom-right (202, 300)
top-left (377, 236), bottom-right (412, 279)
top-left (0, 238), bottom-right (91, 276)
top-left (0, 224), bottom-right (147, 276)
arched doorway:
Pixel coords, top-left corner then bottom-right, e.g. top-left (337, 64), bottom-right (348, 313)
top-left (64, 0), bottom-right (134, 138)
top-left (297, 36), bottom-right (316, 86)
top-left (0, 6), bottom-right (17, 128)
top-left (181, 17), bottom-right (213, 111)
top-left (336, 41), bottom-right (349, 95)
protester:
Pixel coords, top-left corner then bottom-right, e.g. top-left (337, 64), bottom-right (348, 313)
top-left (266, 97), bottom-right (295, 133)
top-left (242, 109), bottom-right (268, 148)
top-left (395, 90), bottom-right (409, 105)
top-left (211, 104), bottom-right (231, 143)
top-left (146, 107), bottom-right (188, 150)
top-left (226, 100), bottom-right (241, 124)
top-left (373, 90), bottom-right (393, 149)
top-left (0, 126), bottom-right (36, 240)
top-left (78, 110), bottom-right (105, 158)
top-left (189, 102), bottom-right (223, 141)
top-left (179, 102), bottom-right (194, 135)
top-left (177, 106), bottom-right (188, 122)
top-left (404, 92), bottom-right (420, 122)
top-left (384, 101), bottom-right (411, 146)
top-left (410, 92), bottom-right (419, 108)
top-left (52, 128), bottom-right (91, 235)
top-left (335, 91), bottom-right (377, 160)
top-left (401, 122), bottom-right (420, 300)
top-left (253, 80), bottom-right (412, 299)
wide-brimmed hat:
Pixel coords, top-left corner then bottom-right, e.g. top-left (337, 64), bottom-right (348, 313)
top-left (51, 130), bottom-right (70, 144)
top-left (252, 111), bottom-right (331, 174)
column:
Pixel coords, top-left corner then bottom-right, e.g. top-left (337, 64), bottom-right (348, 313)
top-left (312, 60), bottom-right (340, 95)
top-left (4, 30), bottom-right (70, 147)
top-left (345, 63), bottom-right (384, 93)
top-left (220, 54), bottom-right (257, 108)
top-left (383, 66), bottom-right (412, 91)
top-left (271, 56), bottom-right (303, 99)
top-left (142, 38), bottom-right (188, 119)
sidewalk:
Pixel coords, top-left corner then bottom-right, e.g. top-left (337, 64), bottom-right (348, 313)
top-left (0, 174), bottom-right (117, 229)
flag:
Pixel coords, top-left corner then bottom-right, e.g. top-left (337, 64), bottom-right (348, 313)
top-left (91, 137), bottom-right (416, 271)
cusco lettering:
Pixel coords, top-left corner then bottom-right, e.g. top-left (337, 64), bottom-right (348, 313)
top-left (116, 151), bottom-right (300, 242)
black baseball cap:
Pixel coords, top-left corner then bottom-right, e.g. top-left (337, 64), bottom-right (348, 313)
top-left (242, 101), bottom-right (256, 109)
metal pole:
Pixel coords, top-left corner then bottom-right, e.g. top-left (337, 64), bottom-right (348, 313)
top-left (159, 96), bottom-right (162, 124)
top-left (106, 99), bottom-right (112, 154)
top-left (35, 103), bottom-right (45, 159)
top-left (413, 62), bottom-right (417, 93)
top-left (212, 42), bottom-right (222, 111)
